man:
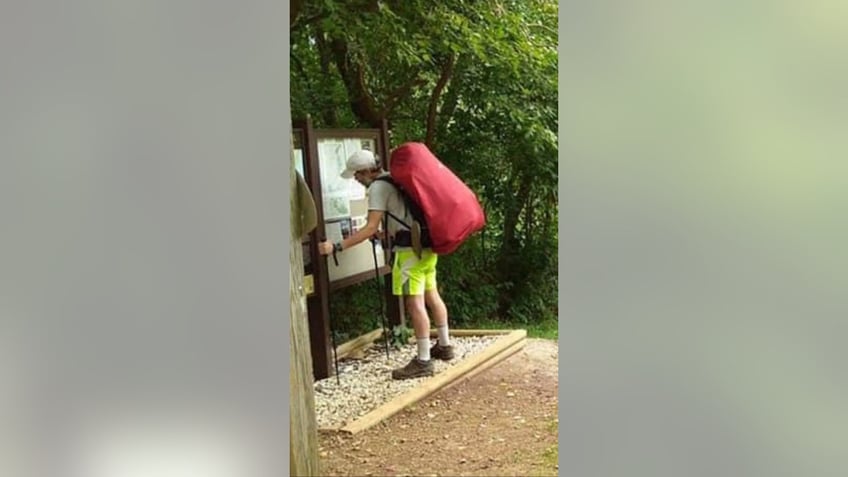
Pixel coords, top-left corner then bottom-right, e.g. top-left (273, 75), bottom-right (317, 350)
top-left (317, 149), bottom-right (454, 380)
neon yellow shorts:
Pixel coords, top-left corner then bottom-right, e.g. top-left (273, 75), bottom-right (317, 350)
top-left (392, 249), bottom-right (438, 296)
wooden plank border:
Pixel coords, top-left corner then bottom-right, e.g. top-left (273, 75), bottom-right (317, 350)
top-left (335, 328), bottom-right (384, 360)
top-left (428, 328), bottom-right (513, 337)
top-left (333, 328), bottom-right (513, 361)
top-left (333, 329), bottom-right (527, 434)
top-left (336, 328), bottom-right (512, 359)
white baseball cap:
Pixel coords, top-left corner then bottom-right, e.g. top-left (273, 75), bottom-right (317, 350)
top-left (340, 150), bottom-right (377, 179)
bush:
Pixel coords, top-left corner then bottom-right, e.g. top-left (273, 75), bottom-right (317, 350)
top-left (436, 240), bottom-right (499, 326)
top-left (327, 281), bottom-right (383, 342)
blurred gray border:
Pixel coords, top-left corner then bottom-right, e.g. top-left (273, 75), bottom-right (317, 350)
top-left (557, 2), bottom-right (565, 475)
top-left (1, 1), bottom-right (292, 475)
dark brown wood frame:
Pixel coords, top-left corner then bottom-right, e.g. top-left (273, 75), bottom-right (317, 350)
top-left (294, 117), bottom-right (403, 380)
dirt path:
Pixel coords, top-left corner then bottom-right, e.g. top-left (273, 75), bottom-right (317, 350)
top-left (318, 338), bottom-right (559, 477)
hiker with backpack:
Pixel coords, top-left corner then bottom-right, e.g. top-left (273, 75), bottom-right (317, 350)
top-left (317, 148), bottom-right (456, 380)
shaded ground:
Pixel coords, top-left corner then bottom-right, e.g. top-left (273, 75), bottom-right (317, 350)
top-left (318, 338), bottom-right (559, 477)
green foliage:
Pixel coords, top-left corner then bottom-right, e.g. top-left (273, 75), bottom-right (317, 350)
top-left (293, 0), bottom-right (558, 335)
top-left (389, 324), bottom-right (414, 349)
top-left (436, 236), bottom-right (499, 326)
top-left (327, 281), bottom-right (382, 342)
top-left (462, 316), bottom-right (558, 340)
top-left (527, 319), bottom-right (559, 340)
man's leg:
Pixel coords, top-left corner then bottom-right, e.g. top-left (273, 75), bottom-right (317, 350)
top-left (406, 294), bottom-right (431, 361)
top-left (423, 255), bottom-right (453, 359)
top-left (391, 249), bottom-right (435, 379)
top-left (426, 288), bottom-right (454, 361)
top-left (425, 288), bottom-right (450, 344)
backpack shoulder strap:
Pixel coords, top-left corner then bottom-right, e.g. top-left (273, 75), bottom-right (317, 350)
top-left (372, 175), bottom-right (410, 229)
top-left (373, 175), bottom-right (393, 185)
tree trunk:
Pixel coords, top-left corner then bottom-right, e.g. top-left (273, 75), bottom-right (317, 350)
top-left (424, 54), bottom-right (456, 149)
top-left (501, 170), bottom-right (532, 253)
top-left (326, 32), bottom-right (427, 129)
top-left (329, 37), bottom-right (384, 128)
top-left (315, 34), bottom-right (339, 126)
top-left (496, 168), bottom-right (532, 317)
top-left (290, 0), bottom-right (303, 27)
top-left (436, 54), bottom-right (464, 141)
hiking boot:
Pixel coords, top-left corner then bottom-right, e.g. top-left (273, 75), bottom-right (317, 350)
top-left (391, 357), bottom-right (434, 380)
top-left (430, 343), bottom-right (455, 361)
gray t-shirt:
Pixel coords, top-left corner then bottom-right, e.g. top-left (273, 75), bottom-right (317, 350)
top-left (368, 172), bottom-right (412, 238)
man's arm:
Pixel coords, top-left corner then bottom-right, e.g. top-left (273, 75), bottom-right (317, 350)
top-left (318, 209), bottom-right (384, 255)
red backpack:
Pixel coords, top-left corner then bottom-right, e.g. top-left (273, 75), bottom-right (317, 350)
top-left (379, 142), bottom-right (485, 255)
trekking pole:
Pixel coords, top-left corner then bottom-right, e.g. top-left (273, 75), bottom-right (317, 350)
top-left (329, 313), bottom-right (340, 385)
top-left (323, 238), bottom-right (341, 384)
top-left (371, 236), bottom-right (391, 359)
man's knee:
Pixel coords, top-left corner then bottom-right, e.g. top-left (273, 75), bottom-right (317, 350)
top-left (405, 295), bottom-right (426, 314)
top-left (424, 287), bottom-right (443, 303)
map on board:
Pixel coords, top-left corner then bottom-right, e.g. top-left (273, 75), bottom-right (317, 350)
top-left (318, 138), bottom-right (374, 220)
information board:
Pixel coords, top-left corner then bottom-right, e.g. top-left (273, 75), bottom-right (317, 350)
top-left (315, 135), bottom-right (386, 283)
top-left (293, 119), bottom-right (402, 380)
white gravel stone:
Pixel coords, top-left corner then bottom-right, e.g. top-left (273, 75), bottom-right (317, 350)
top-left (314, 335), bottom-right (499, 429)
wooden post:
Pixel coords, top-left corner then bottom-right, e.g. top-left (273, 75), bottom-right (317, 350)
top-left (299, 117), bottom-right (334, 379)
top-left (290, 131), bottom-right (320, 476)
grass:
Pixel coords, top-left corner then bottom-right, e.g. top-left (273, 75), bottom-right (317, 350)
top-left (463, 317), bottom-right (558, 340)
top-left (526, 318), bottom-right (558, 340)
top-left (542, 418), bottom-right (559, 470)
top-left (542, 445), bottom-right (558, 467)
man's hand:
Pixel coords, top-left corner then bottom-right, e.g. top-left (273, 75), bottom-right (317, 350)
top-left (318, 241), bottom-right (334, 256)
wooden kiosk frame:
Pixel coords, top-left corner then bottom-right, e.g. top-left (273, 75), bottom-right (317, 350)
top-left (294, 118), bottom-right (403, 379)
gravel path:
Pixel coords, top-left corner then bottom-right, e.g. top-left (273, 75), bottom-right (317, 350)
top-left (314, 336), bottom-right (499, 429)
top-left (317, 338), bottom-right (559, 477)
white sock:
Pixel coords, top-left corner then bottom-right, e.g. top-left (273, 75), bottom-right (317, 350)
top-left (437, 324), bottom-right (450, 346)
top-left (417, 338), bottom-right (431, 361)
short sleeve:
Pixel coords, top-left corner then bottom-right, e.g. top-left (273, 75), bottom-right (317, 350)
top-left (367, 180), bottom-right (391, 211)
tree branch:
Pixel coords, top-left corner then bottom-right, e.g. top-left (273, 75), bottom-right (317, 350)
top-left (329, 37), bottom-right (383, 127)
top-left (315, 33), bottom-right (339, 126)
top-left (292, 12), bottom-right (329, 32)
top-left (527, 23), bottom-right (558, 37)
top-left (294, 0), bottom-right (378, 31)
top-left (381, 76), bottom-right (427, 116)
top-left (290, 0), bottom-right (303, 27)
top-left (425, 54), bottom-right (456, 148)
top-left (291, 50), bottom-right (307, 79)
top-left (437, 53), bottom-right (464, 138)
